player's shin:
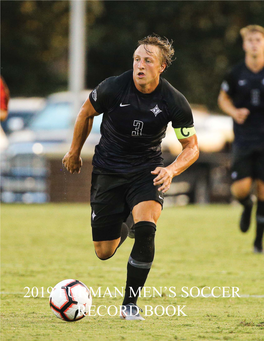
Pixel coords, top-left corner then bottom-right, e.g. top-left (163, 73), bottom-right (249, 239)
top-left (122, 221), bottom-right (156, 305)
top-left (238, 195), bottom-right (253, 232)
top-left (254, 200), bottom-right (264, 252)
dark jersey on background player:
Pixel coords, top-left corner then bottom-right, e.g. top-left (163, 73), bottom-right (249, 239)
top-left (221, 61), bottom-right (264, 147)
top-left (63, 35), bottom-right (199, 320)
top-left (218, 25), bottom-right (264, 254)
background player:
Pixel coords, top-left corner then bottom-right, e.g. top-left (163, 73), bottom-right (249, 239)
top-left (218, 25), bottom-right (264, 254)
top-left (63, 35), bottom-right (199, 319)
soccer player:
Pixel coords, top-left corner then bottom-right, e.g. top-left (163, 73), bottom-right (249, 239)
top-left (63, 35), bottom-right (199, 319)
top-left (218, 25), bottom-right (264, 254)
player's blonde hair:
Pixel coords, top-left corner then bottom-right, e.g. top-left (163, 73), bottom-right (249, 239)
top-left (137, 34), bottom-right (175, 70)
top-left (240, 25), bottom-right (264, 40)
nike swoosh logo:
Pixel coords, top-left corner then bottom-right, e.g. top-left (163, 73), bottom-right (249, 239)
top-left (120, 103), bottom-right (130, 107)
top-left (159, 195), bottom-right (164, 200)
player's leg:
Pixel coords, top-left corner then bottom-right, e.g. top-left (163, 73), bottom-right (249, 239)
top-left (93, 222), bottom-right (130, 259)
top-left (231, 147), bottom-right (254, 232)
top-left (231, 178), bottom-right (254, 232)
top-left (127, 200), bottom-right (161, 301)
top-left (90, 172), bottom-right (130, 260)
top-left (93, 215), bottom-right (131, 260)
top-left (121, 200), bottom-right (161, 320)
top-left (231, 177), bottom-right (252, 198)
top-left (132, 200), bottom-right (162, 224)
top-left (93, 239), bottom-right (121, 260)
top-left (120, 169), bottom-right (164, 319)
top-left (253, 180), bottom-right (264, 253)
top-left (252, 149), bottom-right (264, 253)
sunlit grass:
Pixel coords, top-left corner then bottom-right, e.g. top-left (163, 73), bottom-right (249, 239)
top-left (1, 204), bottom-right (264, 341)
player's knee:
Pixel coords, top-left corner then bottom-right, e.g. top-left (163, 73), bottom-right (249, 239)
top-left (93, 239), bottom-right (120, 260)
top-left (132, 221), bottom-right (156, 262)
top-left (94, 244), bottom-right (117, 261)
top-left (134, 221), bottom-right (156, 239)
top-left (95, 248), bottom-right (115, 261)
top-left (231, 179), bottom-right (252, 199)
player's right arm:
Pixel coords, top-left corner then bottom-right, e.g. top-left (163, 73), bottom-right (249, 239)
top-left (218, 89), bottom-right (250, 125)
top-left (62, 98), bottom-right (99, 174)
top-left (63, 75), bottom-right (122, 173)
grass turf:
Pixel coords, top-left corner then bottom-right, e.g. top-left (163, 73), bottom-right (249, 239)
top-left (1, 204), bottom-right (264, 341)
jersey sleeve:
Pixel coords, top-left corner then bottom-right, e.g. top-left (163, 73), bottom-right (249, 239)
top-left (165, 84), bottom-right (194, 129)
top-left (89, 76), bottom-right (118, 114)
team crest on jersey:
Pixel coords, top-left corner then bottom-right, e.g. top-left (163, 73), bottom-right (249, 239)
top-left (150, 104), bottom-right (162, 117)
top-left (238, 79), bottom-right (247, 86)
top-left (92, 89), bottom-right (97, 101)
top-left (221, 81), bottom-right (229, 92)
top-left (91, 211), bottom-right (96, 220)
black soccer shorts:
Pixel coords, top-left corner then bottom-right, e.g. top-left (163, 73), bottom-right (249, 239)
top-left (231, 145), bottom-right (264, 182)
top-left (90, 167), bottom-right (164, 241)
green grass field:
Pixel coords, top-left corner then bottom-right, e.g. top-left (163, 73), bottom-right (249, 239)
top-left (1, 204), bottom-right (264, 341)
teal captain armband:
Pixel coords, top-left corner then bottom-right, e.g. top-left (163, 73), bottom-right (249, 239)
top-left (174, 126), bottom-right (196, 139)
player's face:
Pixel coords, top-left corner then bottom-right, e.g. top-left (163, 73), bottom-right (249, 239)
top-left (133, 44), bottom-right (165, 94)
top-left (243, 32), bottom-right (264, 57)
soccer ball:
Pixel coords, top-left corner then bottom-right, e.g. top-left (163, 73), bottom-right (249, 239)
top-left (49, 279), bottom-right (92, 321)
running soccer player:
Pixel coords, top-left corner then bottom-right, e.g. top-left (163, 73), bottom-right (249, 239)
top-left (218, 25), bottom-right (264, 254)
top-left (63, 35), bottom-right (199, 319)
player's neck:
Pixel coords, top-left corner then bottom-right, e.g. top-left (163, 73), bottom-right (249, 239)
top-left (133, 79), bottom-right (159, 94)
top-left (245, 54), bottom-right (264, 73)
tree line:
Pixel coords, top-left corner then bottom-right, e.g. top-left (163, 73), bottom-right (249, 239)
top-left (2, 1), bottom-right (264, 110)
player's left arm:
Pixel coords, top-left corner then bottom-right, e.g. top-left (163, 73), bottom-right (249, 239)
top-left (152, 132), bottom-right (199, 193)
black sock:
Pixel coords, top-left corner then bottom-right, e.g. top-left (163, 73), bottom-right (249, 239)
top-left (254, 200), bottom-right (264, 250)
top-left (238, 195), bottom-right (252, 207)
top-left (122, 221), bottom-right (156, 306)
top-left (117, 222), bottom-right (129, 248)
top-left (125, 212), bottom-right (134, 229)
top-left (123, 263), bottom-right (151, 305)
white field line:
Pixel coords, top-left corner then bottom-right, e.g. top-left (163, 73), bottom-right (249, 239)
top-left (1, 292), bottom-right (264, 298)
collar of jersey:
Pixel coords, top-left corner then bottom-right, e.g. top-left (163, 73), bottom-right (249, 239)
top-left (132, 77), bottom-right (162, 97)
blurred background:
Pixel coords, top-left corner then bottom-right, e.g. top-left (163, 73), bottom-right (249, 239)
top-left (1, 0), bottom-right (264, 205)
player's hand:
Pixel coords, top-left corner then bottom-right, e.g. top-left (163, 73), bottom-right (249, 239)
top-left (151, 167), bottom-right (173, 193)
top-left (62, 152), bottom-right (83, 174)
top-left (233, 108), bottom-right (250, 124)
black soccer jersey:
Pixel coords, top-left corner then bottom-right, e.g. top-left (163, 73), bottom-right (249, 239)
top-left (221, 61), bottom-right (264, 147)
top-left (89, 70), bottom-right (194, 173)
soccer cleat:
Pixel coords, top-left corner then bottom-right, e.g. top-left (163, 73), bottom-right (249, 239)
top-left (253, 246), bottom-right (263, 254)
top-left (253, 239), bottom-right (263, 254)
top-left (239, 200), bottom-right (253, 233)
top-left (120, 303), bottom-right (145, 320)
